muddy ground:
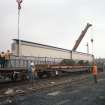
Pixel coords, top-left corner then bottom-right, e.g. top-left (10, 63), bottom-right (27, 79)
top-left (0, 72), bottom-right (105, 105)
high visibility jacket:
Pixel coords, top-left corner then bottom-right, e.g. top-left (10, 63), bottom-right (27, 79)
top-left (92, 65), bottom-right (97, 75)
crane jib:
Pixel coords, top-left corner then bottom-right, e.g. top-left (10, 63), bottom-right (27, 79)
top-left (72, 23), bottom-right (92, 51)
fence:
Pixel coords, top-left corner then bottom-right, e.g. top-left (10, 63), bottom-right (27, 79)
top-left (0, 56), bottom-right (64, 68)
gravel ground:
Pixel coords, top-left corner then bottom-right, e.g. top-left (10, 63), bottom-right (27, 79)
top-left (0, 72), bottom-right (105, 105)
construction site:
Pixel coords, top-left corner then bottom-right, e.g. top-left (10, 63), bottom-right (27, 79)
top-left (0, 23), bottom-right (94, 80)
top-left (0, 0), bottom-right (105, 105)
top-left (0, 20), bottom-right (105, 105)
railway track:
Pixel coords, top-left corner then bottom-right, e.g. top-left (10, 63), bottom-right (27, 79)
top-left (0, 72), bottom-right (91, 97)
top-left (0, 80), bottom-right (29, 90)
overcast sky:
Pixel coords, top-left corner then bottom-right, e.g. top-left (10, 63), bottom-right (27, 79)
top-left (0, 0), bottom-right (105, 58)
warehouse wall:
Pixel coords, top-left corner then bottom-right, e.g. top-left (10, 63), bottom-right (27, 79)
top-left (21, 44), bottom-right (70, 59)
top-left (72, 51), bottom-right (93, 62)
top-left (11, 41), bottom-right (18, 55)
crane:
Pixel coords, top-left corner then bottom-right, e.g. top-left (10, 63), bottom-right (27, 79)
top-left (72, 23), bottom-right (92, 51)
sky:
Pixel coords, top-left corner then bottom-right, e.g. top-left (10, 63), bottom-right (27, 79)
top-left (0, 0), bottom-right (105, 58)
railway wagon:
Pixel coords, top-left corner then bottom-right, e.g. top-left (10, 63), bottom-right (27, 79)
top-left (0, 55), bottom-right (93, 81)
top-left (0, 67), bottom-right (27, 81)
top-left (0, 39), bottom-right (94, 81)
top-left (34, 64), bottom-right (92, 78)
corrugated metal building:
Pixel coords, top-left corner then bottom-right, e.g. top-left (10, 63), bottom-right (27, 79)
top-left (11, 39), bottom-right (93, 62)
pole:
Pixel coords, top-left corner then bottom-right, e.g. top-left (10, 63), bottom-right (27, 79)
top-left (18, 9), bottom-right (20, 56)
top-left (86, 42), bottom-right (89, 54)
top-left (91, 38), bottom-right (93, 55)
top-left (91, 38), bottom-right (94, 64)
top-left (16, 0), bottom-right (23, 56)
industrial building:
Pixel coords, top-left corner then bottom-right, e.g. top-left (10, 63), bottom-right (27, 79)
top-left (11, 39), bottom-right (93, 62)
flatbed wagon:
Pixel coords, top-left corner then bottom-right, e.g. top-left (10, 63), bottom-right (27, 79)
top-left (35, 64), bottom-right (92, 78)
top-left (0, 56), bottom-right (93, 80)
top-left (0, 67), bottom-right (27, 81)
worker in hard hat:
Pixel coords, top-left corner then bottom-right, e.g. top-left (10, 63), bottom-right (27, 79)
top-left (92, 63), bottom-right (98, 83)
top-left (28, 62), bottom-right (34, 80)
top-left (28, 62), bottom-right (37, 86)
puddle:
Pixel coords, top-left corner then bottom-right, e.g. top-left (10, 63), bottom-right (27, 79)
top-left (47, 91), bottom-right (61, 96)
top-left (55, 99), bottom-right (70, 105)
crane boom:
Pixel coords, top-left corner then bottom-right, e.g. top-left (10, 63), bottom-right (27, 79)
top-left (72, 23), bottom-right (92, 51)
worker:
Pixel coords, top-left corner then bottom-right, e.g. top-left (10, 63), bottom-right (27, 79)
top-left (0, 52), bottom-right (5, 68)
top-left (28, 62), bottom-right (36, 86)
top-left (92, 63), bottom-right (98, 83)
top-left (5, 50), bottom-right (11, 67)
top-left (34, 65), bottom-right (38, 81)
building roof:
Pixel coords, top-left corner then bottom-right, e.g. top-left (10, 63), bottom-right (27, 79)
top-left (13, 39), bottom-right (70, 52)
top-left (13, 39), bottom-right (92, 56)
